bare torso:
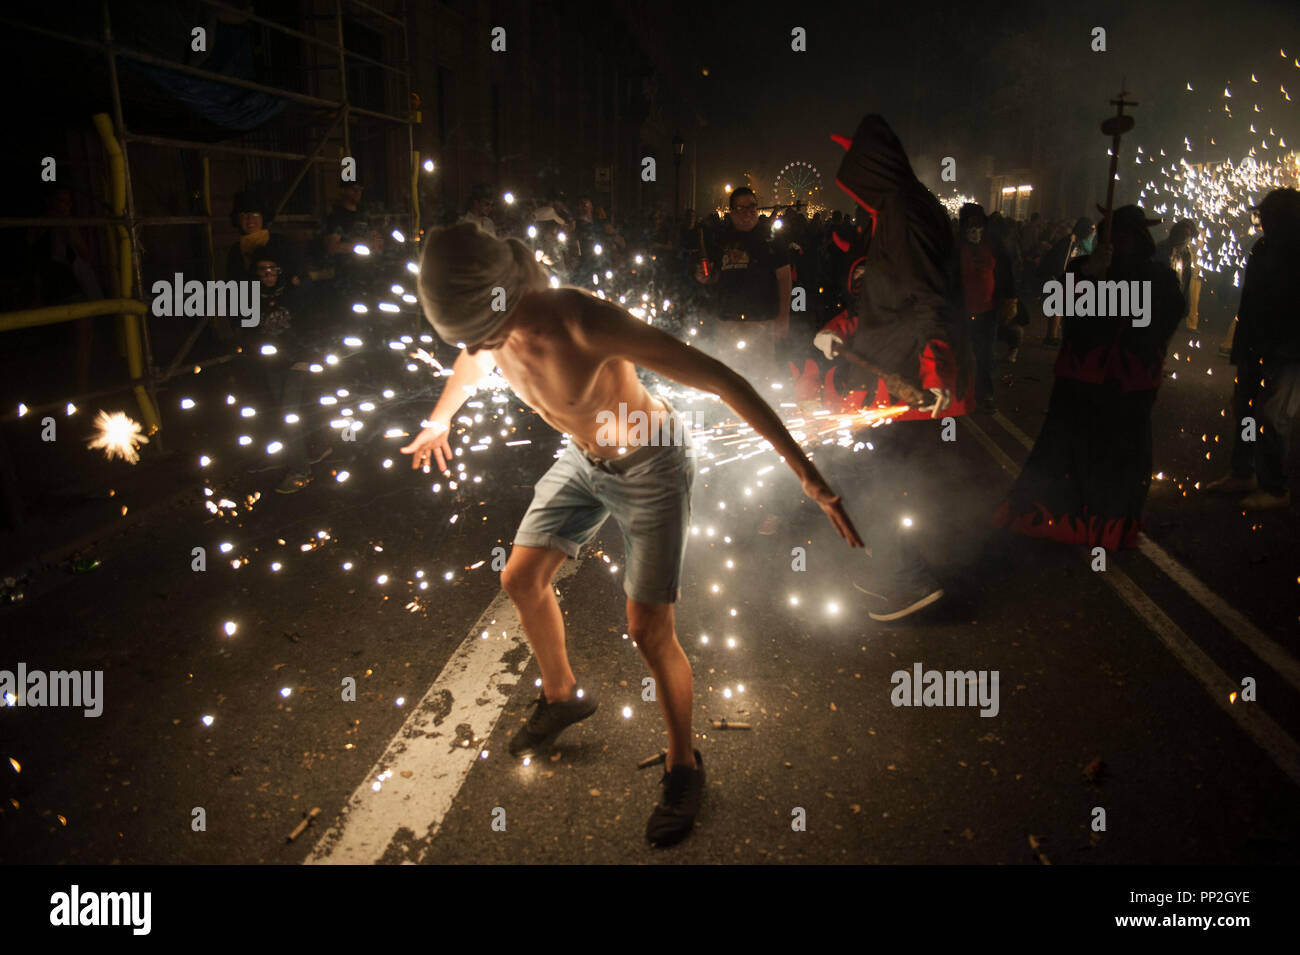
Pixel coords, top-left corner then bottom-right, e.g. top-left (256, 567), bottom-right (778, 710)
top-left (486, 289), bottom-right (666, 458)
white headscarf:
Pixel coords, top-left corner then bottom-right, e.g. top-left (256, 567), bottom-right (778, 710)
top-left (419, 222), bottom-right (547, 347)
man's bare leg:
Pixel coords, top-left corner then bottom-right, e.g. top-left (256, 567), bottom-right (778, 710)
top-left (501, 545), bottom-right (577, 702)
top-left (627, 598), bottom-right (696, 770)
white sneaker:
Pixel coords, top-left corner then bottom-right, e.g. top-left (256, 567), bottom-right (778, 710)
top-left (1241, 489), bottom-right (1291, 510)
top-left (1205, 474), bottom-right (1257, 495)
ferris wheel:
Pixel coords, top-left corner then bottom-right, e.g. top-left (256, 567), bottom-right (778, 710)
top-left (772, 160), bottom-right (822, 206)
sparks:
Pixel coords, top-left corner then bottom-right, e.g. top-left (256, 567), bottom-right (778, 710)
top-left (86, 410), bottom-right (149, 464)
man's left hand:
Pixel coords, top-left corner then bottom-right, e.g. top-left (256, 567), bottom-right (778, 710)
top-left (919, 388), bottom-right (952, 418)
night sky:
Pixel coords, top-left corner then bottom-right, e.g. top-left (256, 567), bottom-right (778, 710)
top-left (674, 0), bottom-right (1300, 208)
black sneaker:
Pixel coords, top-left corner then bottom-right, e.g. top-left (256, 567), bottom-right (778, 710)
top-left (646, 749), bottom-right (705, 848)
top-left (866, 583), bottom-right (944, 621)
top-left (507, 690), bottom-right (598, 756)
top-left (275, 468), bottom-right (312, 494)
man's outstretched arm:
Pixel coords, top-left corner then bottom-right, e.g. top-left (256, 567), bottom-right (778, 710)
top-left (400, 347), bottom-right (495, 473)
top-left (572, 291), bottom-right (863, 547)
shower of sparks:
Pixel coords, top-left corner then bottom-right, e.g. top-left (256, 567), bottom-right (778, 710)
top-left (1136, 57), bottom-right (1299, 285)
top-left (11, 200), bottom-right (927, 763)
top-left (86, 410), bottom-right (149, 464)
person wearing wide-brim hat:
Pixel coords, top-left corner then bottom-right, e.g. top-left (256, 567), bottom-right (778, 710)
top-left (994, 203), bottom-right (1186, 549)
top-left (226, 188), bottom-right (297, 283)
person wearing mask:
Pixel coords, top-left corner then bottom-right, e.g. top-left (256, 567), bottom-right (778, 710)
top-left (807, 112), bottom-right (974, 620)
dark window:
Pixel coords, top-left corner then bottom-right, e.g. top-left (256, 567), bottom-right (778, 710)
top-left (437, 65), bottom-right (449, 146)
top-left (342, 18), bottom-right (385, 113)
top-left (491, 83), bottom-right (500, 160)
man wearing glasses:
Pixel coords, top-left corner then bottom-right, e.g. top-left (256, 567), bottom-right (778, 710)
top-left (694, 187), bottom-right (792, 382)
top-left (250, 251), bottom-right (329, 493)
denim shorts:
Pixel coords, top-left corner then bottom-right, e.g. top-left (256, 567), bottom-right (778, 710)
top-left (513, 404), bottom-right (697, 605)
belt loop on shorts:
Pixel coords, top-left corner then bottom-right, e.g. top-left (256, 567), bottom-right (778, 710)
top-left (580, 397), bottom-right (682, 474)
top-left (585, 442), bottom-right (663, 474)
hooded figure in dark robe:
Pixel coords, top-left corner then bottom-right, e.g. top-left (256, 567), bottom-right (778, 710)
top-left (993, 204), bottom-right (1184, 549)
top-left (834, 115), bottom-right (963, 385)
top-left (794, 114), bottom-right (973, 623)
top-left (808, 114), bottom-right (972, 420)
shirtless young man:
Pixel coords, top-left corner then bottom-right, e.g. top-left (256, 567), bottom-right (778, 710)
top-left (401, 223), bottom-right (861, 847)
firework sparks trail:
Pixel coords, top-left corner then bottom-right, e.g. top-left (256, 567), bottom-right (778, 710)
top-left (86, 410), bottom-right (149, 464)
top-left (28, 234), bottom-right (883, 748)
top-left (1133, 51), bottom-right (1299, 286)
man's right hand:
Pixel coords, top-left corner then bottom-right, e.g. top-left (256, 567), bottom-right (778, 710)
top-left (400, 420), bottom-right (453, 474)
top-left (813, 329), bottom-right (843, 360)
top-left (801, 472), bottom-right (863, 547)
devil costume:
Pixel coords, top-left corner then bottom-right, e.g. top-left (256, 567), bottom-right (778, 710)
top-left (993, 205), bottom-right (1184, 549)
top-left (794, 114), bottom-right (973, 620)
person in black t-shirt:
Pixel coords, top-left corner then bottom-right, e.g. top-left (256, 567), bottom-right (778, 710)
top-left (693, 187), bottom-right (791, 380)
top-left (323, 182), bottom-right (384, 259)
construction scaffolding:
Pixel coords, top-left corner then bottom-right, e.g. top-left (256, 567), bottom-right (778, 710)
top-left (0, 0), bottom-right (420, 451)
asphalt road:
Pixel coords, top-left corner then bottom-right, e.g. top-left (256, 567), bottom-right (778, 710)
top-left (2, 293), bottom-right (1298, 865)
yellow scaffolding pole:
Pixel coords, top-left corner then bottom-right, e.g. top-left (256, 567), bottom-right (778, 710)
top-left (0, 299), bottom-right (146, 332)
top-left (92, 112), bottom-right (159, 433)
top-left (411, 149), bottom-right (421, 237)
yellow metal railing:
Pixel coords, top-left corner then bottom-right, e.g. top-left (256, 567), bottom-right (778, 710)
top-left (0, 298), bottom-right (146, 332)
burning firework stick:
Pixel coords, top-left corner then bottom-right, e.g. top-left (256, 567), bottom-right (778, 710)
top-left (1027, 833), bottom-right (1052, 865)
top-left (637, 750), bottom-right (667, 769)
top-left (710, 719), bottom-right (751, 730)
top-left (853, 404), bottom-right (913, 427)
top-left (834, 348), bottom-right (925, 407)
top-left (285, 806), bottom-right (322, 843)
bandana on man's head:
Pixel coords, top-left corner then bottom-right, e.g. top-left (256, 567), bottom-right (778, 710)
top-left (418, 222), bottom-right (546, 348)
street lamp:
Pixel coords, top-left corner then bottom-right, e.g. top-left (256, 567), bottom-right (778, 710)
top-left (672, 133), bottom-right (686, 216)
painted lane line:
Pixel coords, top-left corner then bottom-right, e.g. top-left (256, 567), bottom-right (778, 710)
top-left (962, 414), bottom-right (1300, 790)
top-left (991, 409), bottom-right (1034, 450)
top-left (1136, 535), bottom-right (1300, 694)
top-left (988, 408), bottom-right (1300, 692)
top-left (1105, 563), bottom-right (1300, 788)
top-left (962, 413), bottom-right (1020, 474)
top-left (306, 560), bottom-right (581, 864)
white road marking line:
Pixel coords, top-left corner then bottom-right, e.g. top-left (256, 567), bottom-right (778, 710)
top-left (1105, 564), bottom-right (1300, 788)
top-left (306, 560), bottom-right (581, 864)
top-left (963, 413), bottom-right (1020, 474)
top-left (988, 407), bottom-right (1300, 692)
top-left (963, 413), bottom-right (1300, 789)
top-left (1136, 536), bottom-right (1300, 694)
top-left (991, 409), bottom-right (1034, 450)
